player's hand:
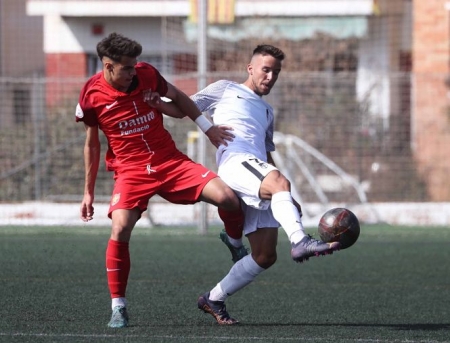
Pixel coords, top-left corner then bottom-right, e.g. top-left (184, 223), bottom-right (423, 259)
top-left (143, 89), bottom-right (161, 107)
top-left (205, 125), bottom-right (234, 148)
top-left (80, 195), bottom-right (95, 222)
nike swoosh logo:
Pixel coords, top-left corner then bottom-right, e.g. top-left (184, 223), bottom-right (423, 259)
top-left (106, 101), bottom-right (118, 109)
top-left (327, 242), bottom-right (340, 249)
top-left (202, 171), bottom-right (211, 178)
top-left (106, 268), bottom-right (121, 272)
top-left (237, 95), bottom-right (245, 99)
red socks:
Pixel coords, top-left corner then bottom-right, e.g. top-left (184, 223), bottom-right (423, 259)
top-left (218, 207), bottom-right (244, 239)
top-left (105, 208), bottom-right (243, 298)
top-left (106, 239), bottom-right (130, 299)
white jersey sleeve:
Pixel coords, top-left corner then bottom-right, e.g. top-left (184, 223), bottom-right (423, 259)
top-left (190, 80), bottom-right (233, 113)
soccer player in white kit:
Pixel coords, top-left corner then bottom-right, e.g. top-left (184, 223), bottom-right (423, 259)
top-left (191, 45), bottom-right (341, 324)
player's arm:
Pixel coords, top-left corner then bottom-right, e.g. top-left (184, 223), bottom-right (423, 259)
top-left (158, 100), bottom-right (186, 118)
top-left (143, 90), bottom-right (186, 118)
top-left (80, 124), bottom-right (101, 222)
top-left (165, 82), bottom-right (234, 148)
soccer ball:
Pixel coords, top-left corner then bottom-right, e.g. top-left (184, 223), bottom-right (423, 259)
top-left (318, 208), bottom-right (360, 249)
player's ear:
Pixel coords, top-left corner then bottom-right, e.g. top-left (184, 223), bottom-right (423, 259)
top-left (247, 63), bottom-right (253, 75)
top-left (102, 57), bottom-right (114, 72)
top-left (105, 62), bottom-right (114, 72)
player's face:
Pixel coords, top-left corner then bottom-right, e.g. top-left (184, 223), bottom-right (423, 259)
top-left (247, 54), bottom-right (282, 96)
top-left (105, 56), bottom-right (138, 92)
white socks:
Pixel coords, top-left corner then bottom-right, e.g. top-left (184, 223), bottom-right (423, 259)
top-left (209, 255), bottom-right (265, 302)
top-left (112, 297), bottom-right (127, 309)
top-left (208, 192), bottom-right (305, 303)
top-left (227, 235), bottom-right (243, 248)
top-left (271, 191), bottom-right (306, 244)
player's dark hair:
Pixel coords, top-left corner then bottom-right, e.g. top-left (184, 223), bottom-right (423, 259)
top-left (252, 44), bottom-right (285, 61)
top-left (96, 32), bottom-right (142, 62)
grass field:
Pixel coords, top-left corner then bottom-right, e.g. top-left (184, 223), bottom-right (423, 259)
top-left (0, 224), bottom-right (449, 343)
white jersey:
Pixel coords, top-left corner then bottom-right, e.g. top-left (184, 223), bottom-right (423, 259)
top-left (191, 80), bottom-right (275, 166)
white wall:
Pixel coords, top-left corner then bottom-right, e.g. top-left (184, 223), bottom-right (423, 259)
top-left (2, 202), bottom-right (450, 227)
top-left (42, 16), bottom-right (193, 55)
top-left (356, 17), bottom-right (391, 125)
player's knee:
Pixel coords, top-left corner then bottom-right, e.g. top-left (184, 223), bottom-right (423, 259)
top-left (265, 171), bottom-right (291, 194)
top-left (277, 174), bottom-right (291, 191)
top-left (216, 187), bottom-right (240, 210)
top-left (253, 252), bottom-right (277, 269)
top-left (110, 224), bottom-right (133, 241)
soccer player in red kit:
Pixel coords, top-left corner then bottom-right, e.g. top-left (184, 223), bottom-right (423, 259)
top-left (75, 32), bottom-right (245, 328)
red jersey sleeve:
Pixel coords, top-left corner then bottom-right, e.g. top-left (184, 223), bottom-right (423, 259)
top-left (135, 62), bottom-right (168, 97)
top-left (75, 73), bottom-right (102, 127)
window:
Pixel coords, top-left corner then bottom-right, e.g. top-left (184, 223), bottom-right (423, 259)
top-left (13, 89), bottom-right (31, 124)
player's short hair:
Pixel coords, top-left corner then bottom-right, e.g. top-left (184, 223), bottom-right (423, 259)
top-left (252, 45), bottom-right (285, 61)
top-left (96, 32), bottom-right (142, 62)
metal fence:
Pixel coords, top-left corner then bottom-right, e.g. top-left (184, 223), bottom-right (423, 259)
top-left (0, 71), bottom-right (430, 207)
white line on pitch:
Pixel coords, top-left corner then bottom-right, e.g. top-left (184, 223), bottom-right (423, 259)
top-left (0, 333), bottom-right (448, 343)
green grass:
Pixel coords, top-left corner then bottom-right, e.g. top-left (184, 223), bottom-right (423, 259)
top-left (1, 224), bottom-right (449, 342)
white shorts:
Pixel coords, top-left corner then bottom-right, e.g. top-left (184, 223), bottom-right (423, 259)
top-left (218, 153), bottom-right (280, 234)
top-left (218, 153), bottom-right (278, 210)
top-left (241, 202), bottom-right (280, 235)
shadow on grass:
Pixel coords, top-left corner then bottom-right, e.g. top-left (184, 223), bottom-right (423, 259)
top-left (136, 321), bottom-right (450, 331)
top-left (233, 323), bottom-right (450, 331)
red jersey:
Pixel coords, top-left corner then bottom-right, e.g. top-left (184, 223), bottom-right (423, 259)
top-left (75, 62), bottom-right (178, 171)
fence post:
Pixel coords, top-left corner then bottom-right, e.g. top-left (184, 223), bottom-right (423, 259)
top-left (31, 76), bottom-right (45, 200)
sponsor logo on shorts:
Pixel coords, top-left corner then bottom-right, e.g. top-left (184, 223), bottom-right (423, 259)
top-left (201, 170), bottom-right (211, 178)
top-left (251, 158), bottom-right (268, 169)
top-left (111, 193), bottom-right (121, 206)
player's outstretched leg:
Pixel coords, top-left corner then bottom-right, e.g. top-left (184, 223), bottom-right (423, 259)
top-left (107, 306), bottom-right (129, 328)
top-left (197, 292), bottom-right (239, 325)
top-left (291, 235), bottom-right (340, 263)
top-left (219, 230), bottom-right (249, 263)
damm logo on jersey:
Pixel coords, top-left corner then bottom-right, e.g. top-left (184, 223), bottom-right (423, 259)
top-left (119, 111), bottom-right (155, 136)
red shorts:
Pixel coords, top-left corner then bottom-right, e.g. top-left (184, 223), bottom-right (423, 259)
top-left (108, 154), bottom-right (217, 217)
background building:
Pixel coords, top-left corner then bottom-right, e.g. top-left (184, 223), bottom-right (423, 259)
top-left (0, 0), bottom-right (44, 129)
top-left (1, 0), bottom-right (449, 225)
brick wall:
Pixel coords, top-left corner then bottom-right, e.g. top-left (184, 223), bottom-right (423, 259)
top-left (413, 0), bottom-right (450, 200)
